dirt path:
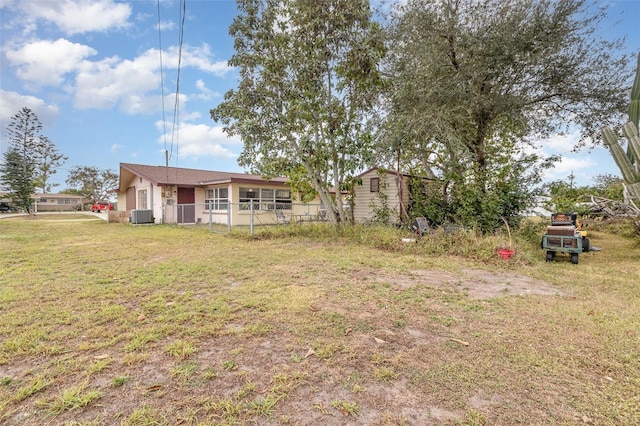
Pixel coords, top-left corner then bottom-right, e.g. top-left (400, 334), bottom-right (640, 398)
top-left (386, 268), bottom-right (564, 299)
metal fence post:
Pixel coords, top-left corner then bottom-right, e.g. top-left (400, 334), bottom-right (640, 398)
top-left (249, 200), bottom-right (254, 236)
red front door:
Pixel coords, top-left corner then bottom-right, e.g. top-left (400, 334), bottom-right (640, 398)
top-left (177, 187), bottom-right (195, 224)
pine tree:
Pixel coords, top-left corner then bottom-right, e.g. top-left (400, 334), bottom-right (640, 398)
top-left (1, 108), bottom-right (42, 212)
top-left (0, 149), bottom-right (35, 212)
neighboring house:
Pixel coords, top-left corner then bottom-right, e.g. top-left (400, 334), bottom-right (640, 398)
top-left (117, 163), bottom-right (321, 225)
top-left (33, 194), bottom-right (86, 212)
top-left (352, 167), bottom-right (434, 224)
top-left (0, 192), bottom-right (86, 212)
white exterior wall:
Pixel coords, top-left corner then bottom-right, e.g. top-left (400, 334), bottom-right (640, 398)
top-left (353, 171), bottom-right (403, 223)
top-left (131, 178), bottom-right (161, 223)
top-left (121, 177), bottom-right (162, 223)
top-left (151, 184), bottom-right (162, 224)
top-left (32, 195), bottom-right (84, 212)
top-left (117, 192), bottom-right (126, 211)
top-left (160, 185), bottom-right (177, 224)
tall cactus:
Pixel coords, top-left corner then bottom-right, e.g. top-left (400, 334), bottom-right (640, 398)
top-left (602, 52), bottom-right (640, 203)
top-left (630, 52), bottom-right (640, 131)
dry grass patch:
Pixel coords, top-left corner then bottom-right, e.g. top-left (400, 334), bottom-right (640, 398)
top-left (0, 216), bottom-right (638, 425)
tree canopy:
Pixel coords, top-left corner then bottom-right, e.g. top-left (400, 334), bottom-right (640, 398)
top-left (379, 0), bottom-right (632, 231)
top-left (210, 0), bottom-right (632, 230)
top-left (211, 0), bottom-right (386, 223)
top-left (33, 136), bottom-right (68, 193)
top-left (65, 166), bottom-right (118, 204)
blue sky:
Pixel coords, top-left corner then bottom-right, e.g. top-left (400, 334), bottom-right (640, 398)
top-left (0, 0), bottom-right (638, 191)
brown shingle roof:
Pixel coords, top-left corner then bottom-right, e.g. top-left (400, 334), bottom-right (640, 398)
top-left (119, 163), bottom-right (288, 191)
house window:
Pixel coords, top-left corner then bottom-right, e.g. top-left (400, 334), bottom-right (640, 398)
top-left (239, 187), bottom-right (291, 210)
top-left (138, 189), bottom-right (148, 209)
top-left (261, 189), bottom-right (275, 210)
top-left (239, 187), bottom-right (258, 210)
top-left (370, 178), bottom-right (380, 193)
top-left (275, 189), bottom-right (292, 210)
top-left (205, 187), bottom-right (229, 210)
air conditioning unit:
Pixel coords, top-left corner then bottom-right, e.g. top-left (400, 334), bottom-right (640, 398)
top-left (130, 209), bottom-right (154, 224)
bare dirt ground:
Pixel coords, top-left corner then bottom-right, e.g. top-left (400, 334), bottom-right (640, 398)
top-left (389, 268), bottom-right (565, 299)
top-left (4, 267), bottom-right (566, 426)
top-left (3, 217), bottom-right (638, 425)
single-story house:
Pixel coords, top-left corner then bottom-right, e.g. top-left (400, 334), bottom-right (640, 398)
top-left (0, 192), bottom-right (86, 212)
top-left (33, 193), bottom-right (87, 212)
top-left (351, 166), bottom-right (434, 224)
top-left (117, 162), bottom-right (323, 225)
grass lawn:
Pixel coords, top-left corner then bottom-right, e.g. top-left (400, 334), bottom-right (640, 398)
top-left (0, 214), bottom-right (638, 425)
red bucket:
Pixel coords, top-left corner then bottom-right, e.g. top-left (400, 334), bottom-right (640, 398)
top-left (498, 248), bottom-right (515, 260)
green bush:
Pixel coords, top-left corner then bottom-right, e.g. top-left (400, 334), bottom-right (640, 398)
top-left (241, 222), bottom-right (538, 265)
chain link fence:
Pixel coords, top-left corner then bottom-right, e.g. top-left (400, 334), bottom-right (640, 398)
top-left (170, 201), bottom-right (328, 235)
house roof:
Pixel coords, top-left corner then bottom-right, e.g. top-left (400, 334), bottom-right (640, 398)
top-left (33, 193), bottom-right (86, 199)
top-left (0, 192), bottom-right (85, 200)
top-left (356, 166), bottom-right (401, 178)
top-left (119, 163), bottom-right (288, 192)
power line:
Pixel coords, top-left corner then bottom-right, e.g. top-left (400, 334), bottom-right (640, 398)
top-left (156, 0), bottom-right (168, 157)
top-left (169, 0), bottom-right (186, 165)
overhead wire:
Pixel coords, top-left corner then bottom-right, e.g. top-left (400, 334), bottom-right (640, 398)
top-left (156, 0), bottom-right (168, 157)
top-left (169, 0), bottom-right (186, 165)
top-left (157, 0), bottom-right (186, 188)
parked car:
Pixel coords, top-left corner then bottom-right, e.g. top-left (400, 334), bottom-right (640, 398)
top-left (0, 204), bottom-right (12, 212)
top-left (91, 202), bottom-right (113, 212)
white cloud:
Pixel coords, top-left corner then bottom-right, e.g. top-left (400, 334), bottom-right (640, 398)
top-left (5, 38), bottom-right (97, 87)
top-left (16, 0), bottom-right (131, 35)
top-left (165, 44), bottom-right (230, 75)
top-left (0, 90), bottom-right (59, 128)
top-left (74, 54), bottom-right (161, 110)
top-left (541, 156), bottom-right (597, 182)
top-left (0, 0), bottom-right (17, 9)
top-left (111, 144), bottom-right (124, 153)
top-left (162, 92), bottom-right (193, 118)
top-left (194, 79), bottom-right (220, 101)
top-left (156, 121), bottom-right (240, 160)
top-left (522, 129), bottom-right (606, 185)
top-left (71, 44), bottom-right (230, 112)
top-left (119, 93), bottom-right (167, 115)
top-left (542, 132), bottom-right (581, 153)
top-left (157, 20), bottom-right (175, 31)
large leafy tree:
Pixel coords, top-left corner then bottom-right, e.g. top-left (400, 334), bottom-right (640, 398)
top-left (381, 0), bottom-right (632, 231)
top-left (211, 0), bottom-right (385, 223)
top-left (0, 107), bottom-right (43, 211)
top-left (33, 136), bottom-right (68, 193)
top-left (65, 166), bottom-right (118, 204)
